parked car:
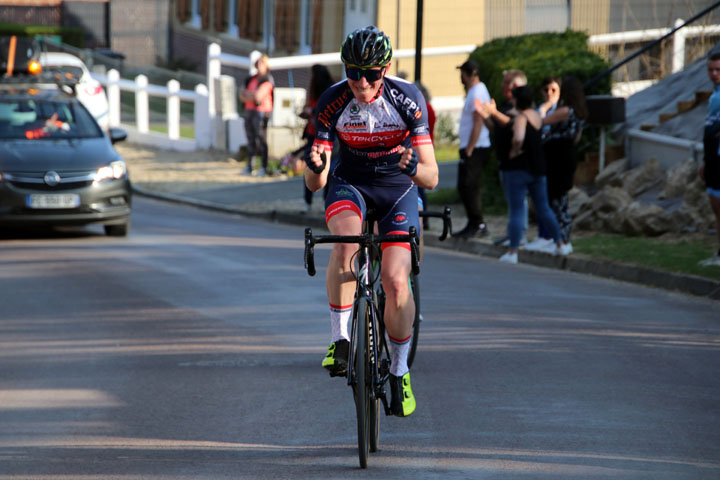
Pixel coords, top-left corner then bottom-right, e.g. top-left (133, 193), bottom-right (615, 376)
top-left (39, 52), bottom-right (110, 130)
top-left (0, 80), bottom-right (131, 236)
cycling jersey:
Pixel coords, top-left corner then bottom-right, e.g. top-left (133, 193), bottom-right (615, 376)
top-left (314, 75), bottom-right (431, 242)
top-left (314, 75), bottom-right (432, 186)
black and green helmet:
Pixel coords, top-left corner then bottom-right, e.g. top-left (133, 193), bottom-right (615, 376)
top-left (340, 26), bottom-right (393, 68)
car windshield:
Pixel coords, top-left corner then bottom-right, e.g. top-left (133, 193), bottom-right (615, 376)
top-left (0, 98), bottom-right (102, 140)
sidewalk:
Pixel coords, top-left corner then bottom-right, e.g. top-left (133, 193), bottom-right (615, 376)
top-left (117, 143), bottom-right (720, 301)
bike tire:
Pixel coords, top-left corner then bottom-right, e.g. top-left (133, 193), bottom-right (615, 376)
top-left (369, 301), bottom-right (381, 453)
top-left (407, 273), bottom-right (421, 369)
top-left (353, 298), bottom-right (370, 468)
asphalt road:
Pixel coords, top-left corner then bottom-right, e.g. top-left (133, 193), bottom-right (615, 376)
top-left (1, 197), bottom-right (719, 479)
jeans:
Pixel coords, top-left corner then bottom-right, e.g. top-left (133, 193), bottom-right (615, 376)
top-left (499, 170), bottom-right (528, 238)
top-left (244, 110), bottom-right (269, 169)
top-left (502, 170), bottom-right (561, 250)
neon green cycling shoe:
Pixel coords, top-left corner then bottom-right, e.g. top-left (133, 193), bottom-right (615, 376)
top-left (390, 372), bottom-right (416, 417)
top-left (322, 340), bottom-right (349, 377)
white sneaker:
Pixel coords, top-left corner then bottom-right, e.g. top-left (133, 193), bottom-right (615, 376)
top-left (499, 252), bottom-right (518, 264)
top-left (524, 238), bottom-right (553, 252)
top-left (698, 253), bottom-right (720, 267)
top-left (556, 243), bottom-right (573, 256)
top-left (536, 241), bottom-right (559, 254)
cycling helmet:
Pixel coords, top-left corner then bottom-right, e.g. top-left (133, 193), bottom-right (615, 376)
top-left (341, 26), bottom-right (392, 67)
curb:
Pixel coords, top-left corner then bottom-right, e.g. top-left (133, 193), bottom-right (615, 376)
top-left (133, 186), bottom-right (720, 301)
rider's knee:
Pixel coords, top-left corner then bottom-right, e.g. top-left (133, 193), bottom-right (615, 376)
top-left (382, 272), bottom-right (409, 299)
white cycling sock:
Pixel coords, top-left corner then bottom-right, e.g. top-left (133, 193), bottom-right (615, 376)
top-left (330, 303), bottom-right (352, 343)
top-left (389, 334), bottom-right (411, 377)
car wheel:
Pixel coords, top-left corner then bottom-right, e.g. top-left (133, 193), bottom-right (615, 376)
top-left (105, 221), bottom-right (129, 237)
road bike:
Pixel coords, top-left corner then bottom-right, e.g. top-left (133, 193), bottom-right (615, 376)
top-left (304, 217), bottom-right (420, 468)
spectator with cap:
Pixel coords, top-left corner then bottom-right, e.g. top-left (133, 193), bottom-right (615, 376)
top-left (453, 59), bottom-right (491, 239)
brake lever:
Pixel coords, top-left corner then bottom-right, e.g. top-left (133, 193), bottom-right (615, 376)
top-left (304, 227), bottom-right (316, 276)
top-left (439, 205), bottom-right (452, 241)
top-left (409, 226), bottom-right (420, 276)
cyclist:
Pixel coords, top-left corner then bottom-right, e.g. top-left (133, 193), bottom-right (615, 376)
top-left (305, 26), bottom-right (438, 417)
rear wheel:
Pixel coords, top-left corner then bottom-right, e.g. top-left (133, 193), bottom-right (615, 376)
top-left (407, 273), bottom-right (420, 369)
top-left (353, 299), bottom-right (370, 468)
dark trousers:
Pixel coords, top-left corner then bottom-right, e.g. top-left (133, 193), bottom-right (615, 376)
top-left (457, 147), bottom-right (490, 227)
top-left (245, 110), bottom-right (269, 169)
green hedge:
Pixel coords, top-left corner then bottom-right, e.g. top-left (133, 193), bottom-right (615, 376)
top-left (0, 23), bottom-right (84, 48)
top-left (470, 30), bottom-right (611, 102)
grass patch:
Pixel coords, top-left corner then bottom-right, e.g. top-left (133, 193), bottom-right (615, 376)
top-left (573, 234), bottom-right (720, 281)
top-left (434, 143), bottom-right (458, 163)
top-left (149, 124), bottom-right (195, 139)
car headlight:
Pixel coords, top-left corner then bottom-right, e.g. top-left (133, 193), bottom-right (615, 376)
top-left (94, 160), bottom-right (127, 183)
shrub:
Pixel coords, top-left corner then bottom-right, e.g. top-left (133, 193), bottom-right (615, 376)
top-left (470, 30), bottom-right (612, 103)
top-left (435, 113), bottom-right (459, 145)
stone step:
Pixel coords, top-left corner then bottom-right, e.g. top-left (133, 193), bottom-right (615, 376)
top-left (676, 99), bottom-right (697, 113)
top-left (659, 112), bottom-right (677, 123)
top-left (696, 90), bottom-right (712, 102)
top-left (640, 123), bottom-right (658, 131)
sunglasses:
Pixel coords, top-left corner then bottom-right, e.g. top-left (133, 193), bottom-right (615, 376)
top-left (346, 66), bottom-right (384, 82)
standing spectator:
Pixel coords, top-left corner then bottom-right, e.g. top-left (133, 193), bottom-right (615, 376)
top-left (477, 69), bottom-right (529, 246)
top-left (494, 86), bottom-right (564, 264)
top-left (453, 59), bottom-right (491, 239)
top-left (300, 64), bottom-right (335, 212)
top-left (239, 55), bottom-right (274, 177)
top-left (525, 76), bottom-right (562, 251)
top-left (539, 76), bottom-right (587, 255)
top-left (699, 51), bottom-right (720, 266)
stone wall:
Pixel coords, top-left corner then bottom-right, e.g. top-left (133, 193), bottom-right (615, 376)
top-left (571, 157), bottom-right (714, 236)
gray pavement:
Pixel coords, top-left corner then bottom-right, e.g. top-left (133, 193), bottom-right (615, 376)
top-left (131, 159), bottom-right (720, 301)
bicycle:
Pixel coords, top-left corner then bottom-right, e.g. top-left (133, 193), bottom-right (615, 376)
top-left (304, 217), bottom-right (420, 468)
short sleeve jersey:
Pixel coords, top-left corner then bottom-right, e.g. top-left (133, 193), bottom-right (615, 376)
top-left (313, 75), bottom-right (432, 186)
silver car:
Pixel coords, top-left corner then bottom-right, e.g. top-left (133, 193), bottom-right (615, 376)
top-left (0, 82), bottom-right (131, 236)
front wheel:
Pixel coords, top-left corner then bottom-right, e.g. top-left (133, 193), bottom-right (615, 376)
top-left (353, 299), bottom-right (370, 468)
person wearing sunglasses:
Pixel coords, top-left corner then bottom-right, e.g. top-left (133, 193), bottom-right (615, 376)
top-left (305, 25), bottom-right (438, 418)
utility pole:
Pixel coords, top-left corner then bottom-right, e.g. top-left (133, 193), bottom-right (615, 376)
top-left (414, 0), bottom-right (423, 81)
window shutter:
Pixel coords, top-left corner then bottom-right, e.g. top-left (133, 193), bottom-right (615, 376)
top-left (214, 0), bottom-right (228, 32)
top-left (201, 0), bottom-right (211, 30)
top-left (274, 0), bottom-right (298, 51)
top-left (177, 0), bottom-right (190, 23)
top-left (311, 0), bottom-right (322, 53)
top-left (236, 0), bottom-right (263, 41)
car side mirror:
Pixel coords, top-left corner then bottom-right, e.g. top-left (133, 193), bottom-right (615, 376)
top-left (108, 127), bottom-right (127, 144)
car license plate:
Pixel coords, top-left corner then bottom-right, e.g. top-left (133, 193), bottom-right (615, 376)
top-left (26, 194), bottom-right (81, 209)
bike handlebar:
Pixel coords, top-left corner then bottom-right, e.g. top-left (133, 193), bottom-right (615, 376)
top-left (304, 227), bottom-right (420, 277)
top-left (419, 205), bottom-right (453, 241)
